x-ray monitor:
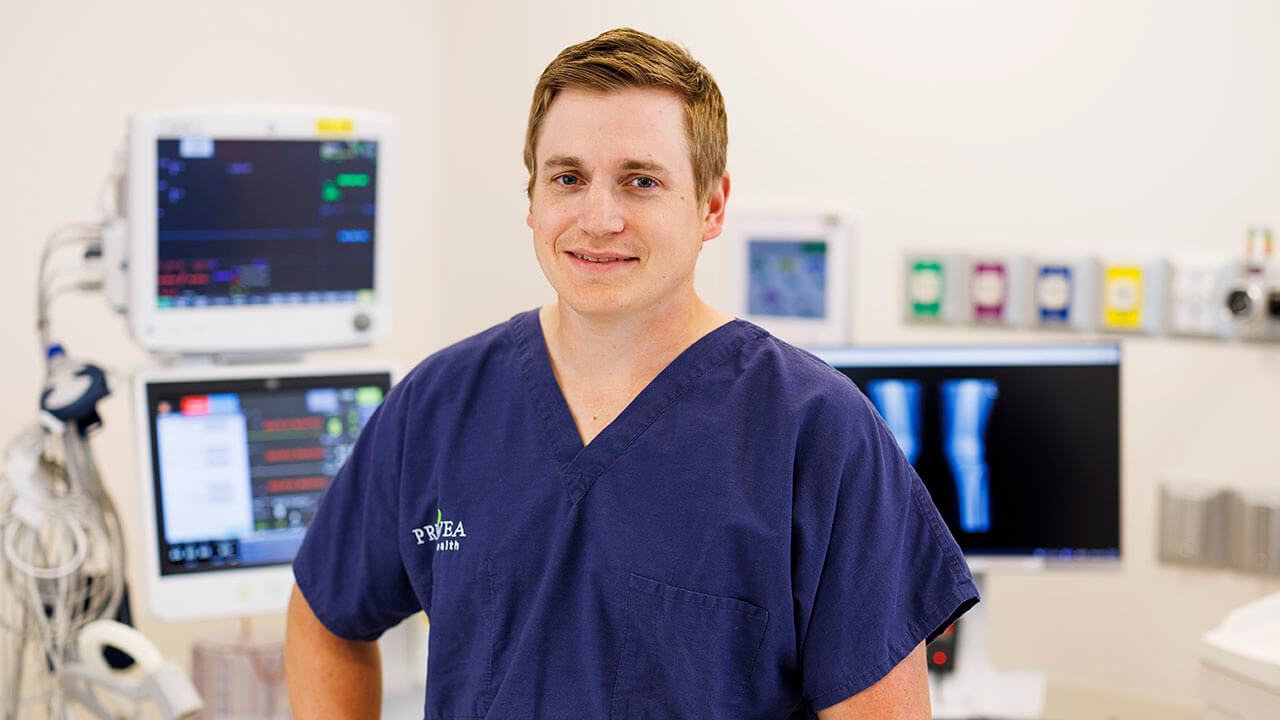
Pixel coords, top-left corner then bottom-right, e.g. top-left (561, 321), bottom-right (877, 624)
top-left (135, 362), bottom-right (394, 621)
top-left (812, 345), bottom-right (1121, 566)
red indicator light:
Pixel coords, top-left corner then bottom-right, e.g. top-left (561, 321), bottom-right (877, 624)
top-left (180, 396), bottom-right (210, 416)
top-left (932, 651), bottom-right (948, 666)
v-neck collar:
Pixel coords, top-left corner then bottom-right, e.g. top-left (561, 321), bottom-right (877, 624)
top-left (510, 309), bottom-right (766, 505)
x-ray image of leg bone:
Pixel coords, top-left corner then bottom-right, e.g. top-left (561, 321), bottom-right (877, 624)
top-left (867, 379), bottom-right (923, 465)
top-left (941, 379), bottom-right (998, 533)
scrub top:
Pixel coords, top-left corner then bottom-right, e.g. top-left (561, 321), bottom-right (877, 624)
top-left (293, 309), bottom-right (978, 719)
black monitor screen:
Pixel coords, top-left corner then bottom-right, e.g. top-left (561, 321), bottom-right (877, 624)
top-left (821, 345), bottom-right (1120, 560)
top-left (155, 139), bottom-right (377, 308)
top-left (145, 371), bottom-right (391, 576)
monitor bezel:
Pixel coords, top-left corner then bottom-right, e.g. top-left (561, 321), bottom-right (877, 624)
top-left (126, 106), bottom-right (396, 354)
top-left (724, 210), bottom-right (856, 346)
top-left (134, 360), bottom-right (397, 622)
top-left (810, 342), bottom-right (1123, 568)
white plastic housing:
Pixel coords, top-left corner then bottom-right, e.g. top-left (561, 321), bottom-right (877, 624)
top-left (125, 106), bottom-right (395, 354)
top-left (725, 211), bottom-right (856, 346)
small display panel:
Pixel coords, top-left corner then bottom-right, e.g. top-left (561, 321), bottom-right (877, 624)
top-left (155, 139), bottom-right (377, 308)
top-left (747, 239), bottom-right (828, 319)
top-left (144, 371), bottom-right (391, 576)
top-left (818, 346), bottom-right (1121, 561)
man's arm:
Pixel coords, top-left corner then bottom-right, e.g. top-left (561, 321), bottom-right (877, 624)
top-left (285, 583), bottom-right (382, 719)
top-left (816, 641), bottom-right (931, 719)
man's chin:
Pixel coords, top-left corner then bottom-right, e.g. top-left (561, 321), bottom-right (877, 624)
top-left (559, 298), bottom-right (634, 323)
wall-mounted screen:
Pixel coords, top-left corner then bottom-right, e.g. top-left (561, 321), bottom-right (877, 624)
top-left (813, 345), bottom-right (1121, 564)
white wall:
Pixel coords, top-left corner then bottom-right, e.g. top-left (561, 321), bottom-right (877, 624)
top-left (5, 0), bottom-right (1280, 715)
top-left (0, 0), bottom-right (446, 687)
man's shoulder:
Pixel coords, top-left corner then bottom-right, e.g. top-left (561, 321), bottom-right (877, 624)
top-left (735, 324), bottom-right (867, 407)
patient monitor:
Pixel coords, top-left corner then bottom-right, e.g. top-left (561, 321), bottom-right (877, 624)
top-left (108, 107), bottom-right (395, 353)
top-left (134, 362), bottom-right (394, 622)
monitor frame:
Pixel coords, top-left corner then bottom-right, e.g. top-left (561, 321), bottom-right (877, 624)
top-left (125, 106), bottom-right (395, 354)
top-left (810, 343), bottom-right (1123, 570)
top-left (725, 210), bottom-right (855, 346)
top-left (133, 360), bottom-right (397, 622)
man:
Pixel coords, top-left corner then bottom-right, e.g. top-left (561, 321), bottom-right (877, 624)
top-left (286, 28), bottom-right (977, 719)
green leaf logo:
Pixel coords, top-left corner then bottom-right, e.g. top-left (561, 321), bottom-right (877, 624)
top-left (436, 508), bottom-right (442, 524)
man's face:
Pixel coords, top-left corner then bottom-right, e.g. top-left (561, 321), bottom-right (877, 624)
top-left (527, 87), bottom-right (726, 323)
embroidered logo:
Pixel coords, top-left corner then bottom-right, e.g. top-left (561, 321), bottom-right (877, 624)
top-left (411, 508), bottom-right (467, 552)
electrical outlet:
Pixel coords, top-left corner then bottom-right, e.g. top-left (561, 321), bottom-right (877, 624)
top-left (1168, 255), bottom-right (1232, 338)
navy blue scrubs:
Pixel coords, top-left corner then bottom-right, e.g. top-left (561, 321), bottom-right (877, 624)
top-left (294, 309), bottom-right (978, 719)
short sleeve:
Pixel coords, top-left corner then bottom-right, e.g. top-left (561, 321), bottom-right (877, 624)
top-left (793, 391), bottom-right (979, 711)
top-left (292, 379), bottom-right (423, 642)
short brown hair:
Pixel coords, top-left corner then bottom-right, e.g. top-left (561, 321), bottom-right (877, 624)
top-left (523, 28), bottom-right (727, 204)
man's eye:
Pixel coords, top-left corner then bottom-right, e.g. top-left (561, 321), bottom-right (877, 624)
top-left (552, 174), bottom-right (580, 187)
top-left (629, 176), bottom-right (657, 189)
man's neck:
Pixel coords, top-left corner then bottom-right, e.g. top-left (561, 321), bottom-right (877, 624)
top-left (540, 294), bottom-right (732, 387)
top-left (538, 294), bottom-right (734, 445)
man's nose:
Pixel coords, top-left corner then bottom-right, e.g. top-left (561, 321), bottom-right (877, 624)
top-left (577, 182), bottom-right (625, 236)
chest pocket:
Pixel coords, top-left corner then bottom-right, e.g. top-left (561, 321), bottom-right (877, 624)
top-left (610, 573), bottom-right (769, 720)
top-left (425, 554), bottom-right (495, 720)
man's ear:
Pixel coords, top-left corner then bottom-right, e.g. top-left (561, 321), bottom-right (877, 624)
top-left (701, 171), bottom-right (731, 243)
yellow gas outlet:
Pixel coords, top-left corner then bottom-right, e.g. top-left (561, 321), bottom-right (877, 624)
top-left (1102, 265), bottom-right (1144, 330)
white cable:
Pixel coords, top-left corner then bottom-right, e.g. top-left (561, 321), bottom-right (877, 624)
top-left (0, 423), bottom-right (125, 719)
top-left (41, 258), bottom-right (101, 295)
top-left (96, 163), bottom-right (123, 219)
top-left (5, 217), bottom-right (129, 717)
top-left (37, 224), bottom-right (103, 353)
top-left (1, 514), bottom-right (89, 580)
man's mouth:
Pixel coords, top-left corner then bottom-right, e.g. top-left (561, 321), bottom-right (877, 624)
top-left (569, 251), bottom-right (635, 263)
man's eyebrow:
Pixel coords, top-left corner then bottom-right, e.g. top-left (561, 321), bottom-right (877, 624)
top-left (619, 159), bottom-right (671, 176)
top-left (542, 155), bottom-right (583, 172)
top-left (540, 155), bottom-right (672, 176)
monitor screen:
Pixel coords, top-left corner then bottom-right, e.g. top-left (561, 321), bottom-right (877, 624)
top-left (125, 108), bottom-right (395, 354)
top-left (813, 345), bottom-right (1121, 562)
top-left (155, 139), bottom-right (377, 309)
top-left (142, 369), bottom-right (391, 578)
top-left (747, 239), bottom-right (829, 319)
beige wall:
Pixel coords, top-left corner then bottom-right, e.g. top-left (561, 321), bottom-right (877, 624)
top-left (0, 0), bottom-right (447, 694)
top-left (6, 0), bottom-right (1280, 714)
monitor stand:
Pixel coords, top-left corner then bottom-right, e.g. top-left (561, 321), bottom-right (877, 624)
top-left (929, 573), bottom-right (1046, 719)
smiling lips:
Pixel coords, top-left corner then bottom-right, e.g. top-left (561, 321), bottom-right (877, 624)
top-left (568, 251), bottom-right (637, 264)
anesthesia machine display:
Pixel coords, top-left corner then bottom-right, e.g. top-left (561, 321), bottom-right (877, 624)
top-left (134, 363), bottom-right (393, 623)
